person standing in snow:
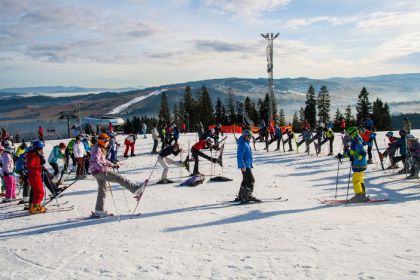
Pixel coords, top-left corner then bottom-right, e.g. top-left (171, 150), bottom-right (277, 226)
top-left (235, 129), bottom-right (260, 203)
top-left (108, 133), bottom-right (119, 163)
top-left (90, 133), bottom-right (144, 217)
top-left (406, 134), bottom-right (419, 179)
top-left (48, 142), bottom-right (66, 180)
top-left (403, 117), bottom-right (411, 134)
top-left (337, 127), bottom-right (369, 203)
top-left (73, 135), bottom-right (87, 179)
top-left (191, 137), bottom-right (221, 176)
top-left (379, 132), bottom-right (399, 169)
top-left (38, 126), bottom-right (44, 142)
top-left (157, 143), bottom-right (189, 183)
top-left (124, 134), bottom-right (136, 158)
top-left (141, 123), bottom-right (147, 139)
top-left (150, 127), bottom-right (160, 154)
top-left (26, 140), bottom-right (47, 214)
top-left (1, 142), bottom-right (16, 202)
top-left (340, 117), bottom-right (346, 133)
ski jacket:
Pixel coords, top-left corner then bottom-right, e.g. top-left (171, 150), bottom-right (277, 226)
top-left (192, 140), bottom-right (209, 151)
top-left (346, 136), bottom-right (367, 172)
top-left (15, 149), bottom-right (28, 174)
top-left (275, 127), bottom-right (282, 138)
top-left (394, 137), bottom-right (407, 156)
top-left (89, 145), bottom-right (114, 175)
top-left (403, 121), bottom-right (411, 133)
top-left (360, 130), bottom-right (375, 147)
top-left (26, 150), bottom-right (42, 174)
top-left (387, 136), bottom-right (398, 145)
top-left (73, 141), bottom-right (87, 158)
top-left (151, 128), bottom-right (159, 140)
top-left (82, 139), bottom-right (92, 153)
top-left (67, 139), bottom-right (76, 153)
top-left (1, 152), bottom-right (14, 175)
top-left (302, 129), bottom-right (312, 141)
top-left (340, 119), bottom-right (346, 129)
top-left (237, 136), bottom-right (253, 169)
top-left (159, 145), bottom-right (181, 158)
top-left (409, 139), bottom-right (420, 159)
top-left (48, 145), bottom-right (64, 164)
top-left (16, 146), bottom-right (26, 158)
top-left (172, 127), bottom-right (180, 140)
top-left (326, 129), bottom-right (334, 139)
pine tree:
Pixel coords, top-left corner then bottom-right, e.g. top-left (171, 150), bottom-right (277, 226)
top-left (172, 103), bottom-right (179, 127)
top-left (279, 108), bottom-right (286, 126)
top-left (292, 112), bottom-right (301, 132)
top-left (356, 87), bottom-right (372, 125)
top-left (304, 85), bottom-right (317, 127)
top-left (158, 92), bottom-right (171, 129)
top-left (226, 88), bottom-right (236, 124)
top-left (317, 85), bottom-right (330, 123)
top-left (215, 97), bottom-right (223, 124)
top-left (299, 107), bottom-right (305, 122)
top-left (259, 94), bottom-right (270, 124)
top-left (132, 116), bottom-right (141, 133)
top-left (372, 98), bottom-right (392, 130)
top-left (197, 85), bottom-right (214, 128)
top-left (183, 85), bottom-right (195, 132)
top-left (334, 108), bottom-right (343, 131)
top-left (345, 105), bottom-right (356, 127)
top-left (244, 97), bottom-right (258, 125)
top-left (124, 118), bottom-right (133, 134)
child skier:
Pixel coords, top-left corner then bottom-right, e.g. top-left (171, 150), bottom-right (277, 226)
top-left (157, 143), bottom-right (189, 183)
top-left (235, 129), bottom-right (260, 203)
top-left (1, 141), bottom-right (16, 202)
top-left (191, 137), bottom-right (222, 176)
top-left (90, 133), bottom-right (144, 217)
top-left (26, 140), bottom-right (47, 214)
top-left (48, 142), bottom-right (66, 180)
top-left (150, 127), bottom-right (160, 154)
top-left (338, 127), bottom-right (369, 203)
top-left (379, 132), bottom-right (399, 169)
top-left (124, 134), bottom-right (136, 158)
top-left (73, 136), bottom-right (87, 179)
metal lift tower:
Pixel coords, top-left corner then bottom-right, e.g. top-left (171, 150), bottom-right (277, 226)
top-left (261, 32), bottom-right (279, 122)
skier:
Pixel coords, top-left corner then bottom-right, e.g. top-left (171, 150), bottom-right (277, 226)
top-left (48, 142), bottom-right (66, 180)
top-left (1, 141), bottom-right (16, 202)
top-left (365, 117), bottom-right (374, 131)
top-left (302, 119), bottom-right (311, 130)
top-left (15, 145), bottom-right (30, 209)
top-left (150, 127), bottom-right (159, 154)
top-left (15, 142), bottom-right (27, 158)
top-left (108, 133), bottom-right (119, 163)
top-left (26, 140), bottom-right (47, 214)
top-left (391, 130), bottom-right (409, 174)
top-left (73, 136), bottom-right (87, 179)
top-left (317, 128), bottom-right (334, 155)
top-left (267, 124), bottom-right (282, 151)
top-left (191, 137), bottom-right (222, 176)
top-left (108, 121), bottom-right (113, 134)
top-left (378, 132), bottom-right (399, 169)
top-left (313, 122), bottom-right (325, 154)
top-left (1, 128), bottom-right (9, 145)
top-left (403, 117), bottom-right (411, 134)
top-left (141, 123), bottom-right (147, 138)
top-left (82, 135), bottom-right (92, 175)
top-left (406, 134), bottom-right (419, 179)
top-left (337, 127), bottom-right (369, 202)
top-left (157, 143), bottom-right (189, 183)
top-left (123, 134), bottom-right (136, 158)
top-left (38, 126), bottom-right (44, 141)
top-left (359, 128), bottom-right (376, 164)
top-left (340, 117), bottom-right (346, 133)
top-left (89, 133), bottom-right (144, 217)
top-left (235, 129), bottom-right (260, 203)
top-left (285, 128), bottom-right (294, 152)
top-left (170, 124), bottom-right (180, 144)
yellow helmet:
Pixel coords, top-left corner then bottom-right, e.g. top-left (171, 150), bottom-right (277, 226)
top-left (97, 133), bottom-right (110, 147)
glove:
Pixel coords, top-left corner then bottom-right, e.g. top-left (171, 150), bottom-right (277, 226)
top-left (337, 153), bottom-right (343, 160)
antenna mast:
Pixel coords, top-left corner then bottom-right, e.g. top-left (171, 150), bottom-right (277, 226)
top-left (261, 32), bottom-right (279, 122)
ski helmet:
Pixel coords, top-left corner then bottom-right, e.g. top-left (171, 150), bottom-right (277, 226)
top-left (242, 129), bottom-right (252, 137)
top-left (346, 127), bottom-right (359, 138)
top-left (3, 141), bottom-right (15, 154)
top-left (399, 129), bottom-right (407, 137)
top-left (97, 133), bottom-right (110, 147)
top-left (385, 131), bottom-right (393, 138)
top-left (32, 140), bottom-right (45, 149)
top-left (406, 134), bottom-right (415, 141)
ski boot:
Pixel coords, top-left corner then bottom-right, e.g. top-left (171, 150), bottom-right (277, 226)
top-left (348, 193), bottom-right (369, 203)
top-left (29, 203), bottom-right (47, 214)
top-left (93, 210), bottom-right (113, 218)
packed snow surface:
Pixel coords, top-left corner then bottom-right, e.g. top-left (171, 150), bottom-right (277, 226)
top-left (107, 89), bottom-right (166, 115)
top-left (0, 131), bottom-right (419, 279)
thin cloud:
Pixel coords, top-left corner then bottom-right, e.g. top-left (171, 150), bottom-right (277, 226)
top-left (201, 0), bottom-right (291, 18)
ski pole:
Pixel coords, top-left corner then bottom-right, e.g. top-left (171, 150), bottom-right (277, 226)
top-left (334, 158), bottom-right (341, 199)
top-left (107, 180), bottom-right (120, 222)
top-left (345, 164), bottom-right (352, 206)
top-left (114, 167), bottom-right (131, 213)
top-left (132, 159), bottom-right (159, 215)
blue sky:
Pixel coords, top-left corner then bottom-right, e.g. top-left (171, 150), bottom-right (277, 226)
top-left (0, 0), bottom-right (419, 88)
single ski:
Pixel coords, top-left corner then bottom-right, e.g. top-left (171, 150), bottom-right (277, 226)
top-left (220, 197), bottom-right (287, 205)
top-left (319, 198), bottom-right (389, 205)
top-left (0, 205), bottom-right (75, 220)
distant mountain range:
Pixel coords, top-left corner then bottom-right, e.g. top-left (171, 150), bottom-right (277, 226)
top-left (0, 73), bottom-right (418, 135)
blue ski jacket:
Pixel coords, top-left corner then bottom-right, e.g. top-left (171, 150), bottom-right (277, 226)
top-left (237, 136), bottom-right (253, 169)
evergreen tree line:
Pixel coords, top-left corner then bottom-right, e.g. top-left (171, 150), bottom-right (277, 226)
top-left (124, 84), bottom-right (400, 134)
top-left (291, 85), bottom-right (392, 133)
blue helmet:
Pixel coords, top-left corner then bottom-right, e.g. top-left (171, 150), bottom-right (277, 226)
top-left (32, 140), bottom-right (45, 149)
top-left (242, 129), bottom-right (252, 137)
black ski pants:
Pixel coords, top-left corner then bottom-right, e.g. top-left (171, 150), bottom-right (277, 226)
top-left (238, 168), bottom-right (255, 199)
